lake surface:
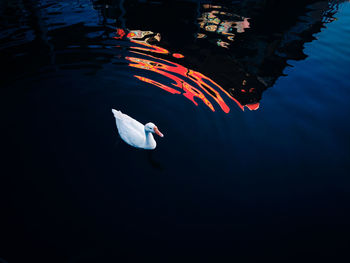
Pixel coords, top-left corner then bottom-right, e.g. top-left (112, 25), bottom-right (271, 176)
top-left (1, 0), bottom-right (350, 262)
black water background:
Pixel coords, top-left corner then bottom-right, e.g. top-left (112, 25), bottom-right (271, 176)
top-left (1, 0), bottom-right (350, 262)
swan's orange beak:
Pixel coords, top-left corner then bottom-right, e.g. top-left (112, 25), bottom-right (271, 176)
top-left (154, 126), bottom-right (164, 137)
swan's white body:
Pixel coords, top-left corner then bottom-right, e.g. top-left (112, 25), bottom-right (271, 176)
top-left (112, 109), bottom-right (163, 150)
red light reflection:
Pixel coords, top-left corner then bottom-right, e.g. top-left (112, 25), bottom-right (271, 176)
top-left (134, 75), bottom-right (181, 95)
top-left (114, 29), bottom-right (126, 39)
top-left (127, 56), bottom-right (216, 111)
top-left (172, 53), bottom-right (184, 58)
top-left (245, 103), bottom-right (260, 111)
top-left (115, 28), bottom-right (248, 112)
top-left (129, 40), bottom-right (169, 54)
top-left (126, 52), bottom-right (246, 112)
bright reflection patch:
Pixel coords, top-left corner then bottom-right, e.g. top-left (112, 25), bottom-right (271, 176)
top-left (115, 28), bottom-right (247, 112)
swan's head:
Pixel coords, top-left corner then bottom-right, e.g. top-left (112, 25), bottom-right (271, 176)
top-left (145, 122), bottom-right (164, 137)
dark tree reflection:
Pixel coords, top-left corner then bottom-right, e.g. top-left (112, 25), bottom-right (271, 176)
top-left (92, 0), bottom-right (345, 110)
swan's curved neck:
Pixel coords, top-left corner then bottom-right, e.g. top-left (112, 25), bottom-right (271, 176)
top-left (144, 130), bottom-right (156, 148)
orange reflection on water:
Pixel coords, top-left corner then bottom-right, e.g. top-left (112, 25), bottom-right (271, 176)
top-left (127, 56), bottom-right (216, 111)
top-left (187, 70), bottom-right (243, 111)
top-left (245, 103), bottom-right (260, 111)
top-left (198, 5), bottom-right (250, 48)
top-left (115, 28), bottom-right (125, 39)
top-left (115, 28), bottom-right (246, 112)
top-left (134, 75), bottom-right (181, 95)
top-left (129, 40), bottom-right (169, 54)
top-left (172, 53), bottom-right (184, 59)
top-left (127, 30), bottom-right (169, 54)
top-left (126, 53), bottom-right (246, 112)
top-left (115, 29), bottom-right (171, 55)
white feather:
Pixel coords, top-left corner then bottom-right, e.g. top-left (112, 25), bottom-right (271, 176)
top-left (111, 109), bottom-right (159, 150)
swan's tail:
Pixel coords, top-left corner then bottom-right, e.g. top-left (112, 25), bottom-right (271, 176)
top-left (111, 109), bottom-right (123, 119)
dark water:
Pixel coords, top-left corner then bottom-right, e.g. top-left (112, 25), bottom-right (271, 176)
top-left (1, 0), bottom-right (350, 262)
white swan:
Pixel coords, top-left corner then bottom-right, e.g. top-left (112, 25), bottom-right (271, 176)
top-left (112, 109), bottom-right (164, 150)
